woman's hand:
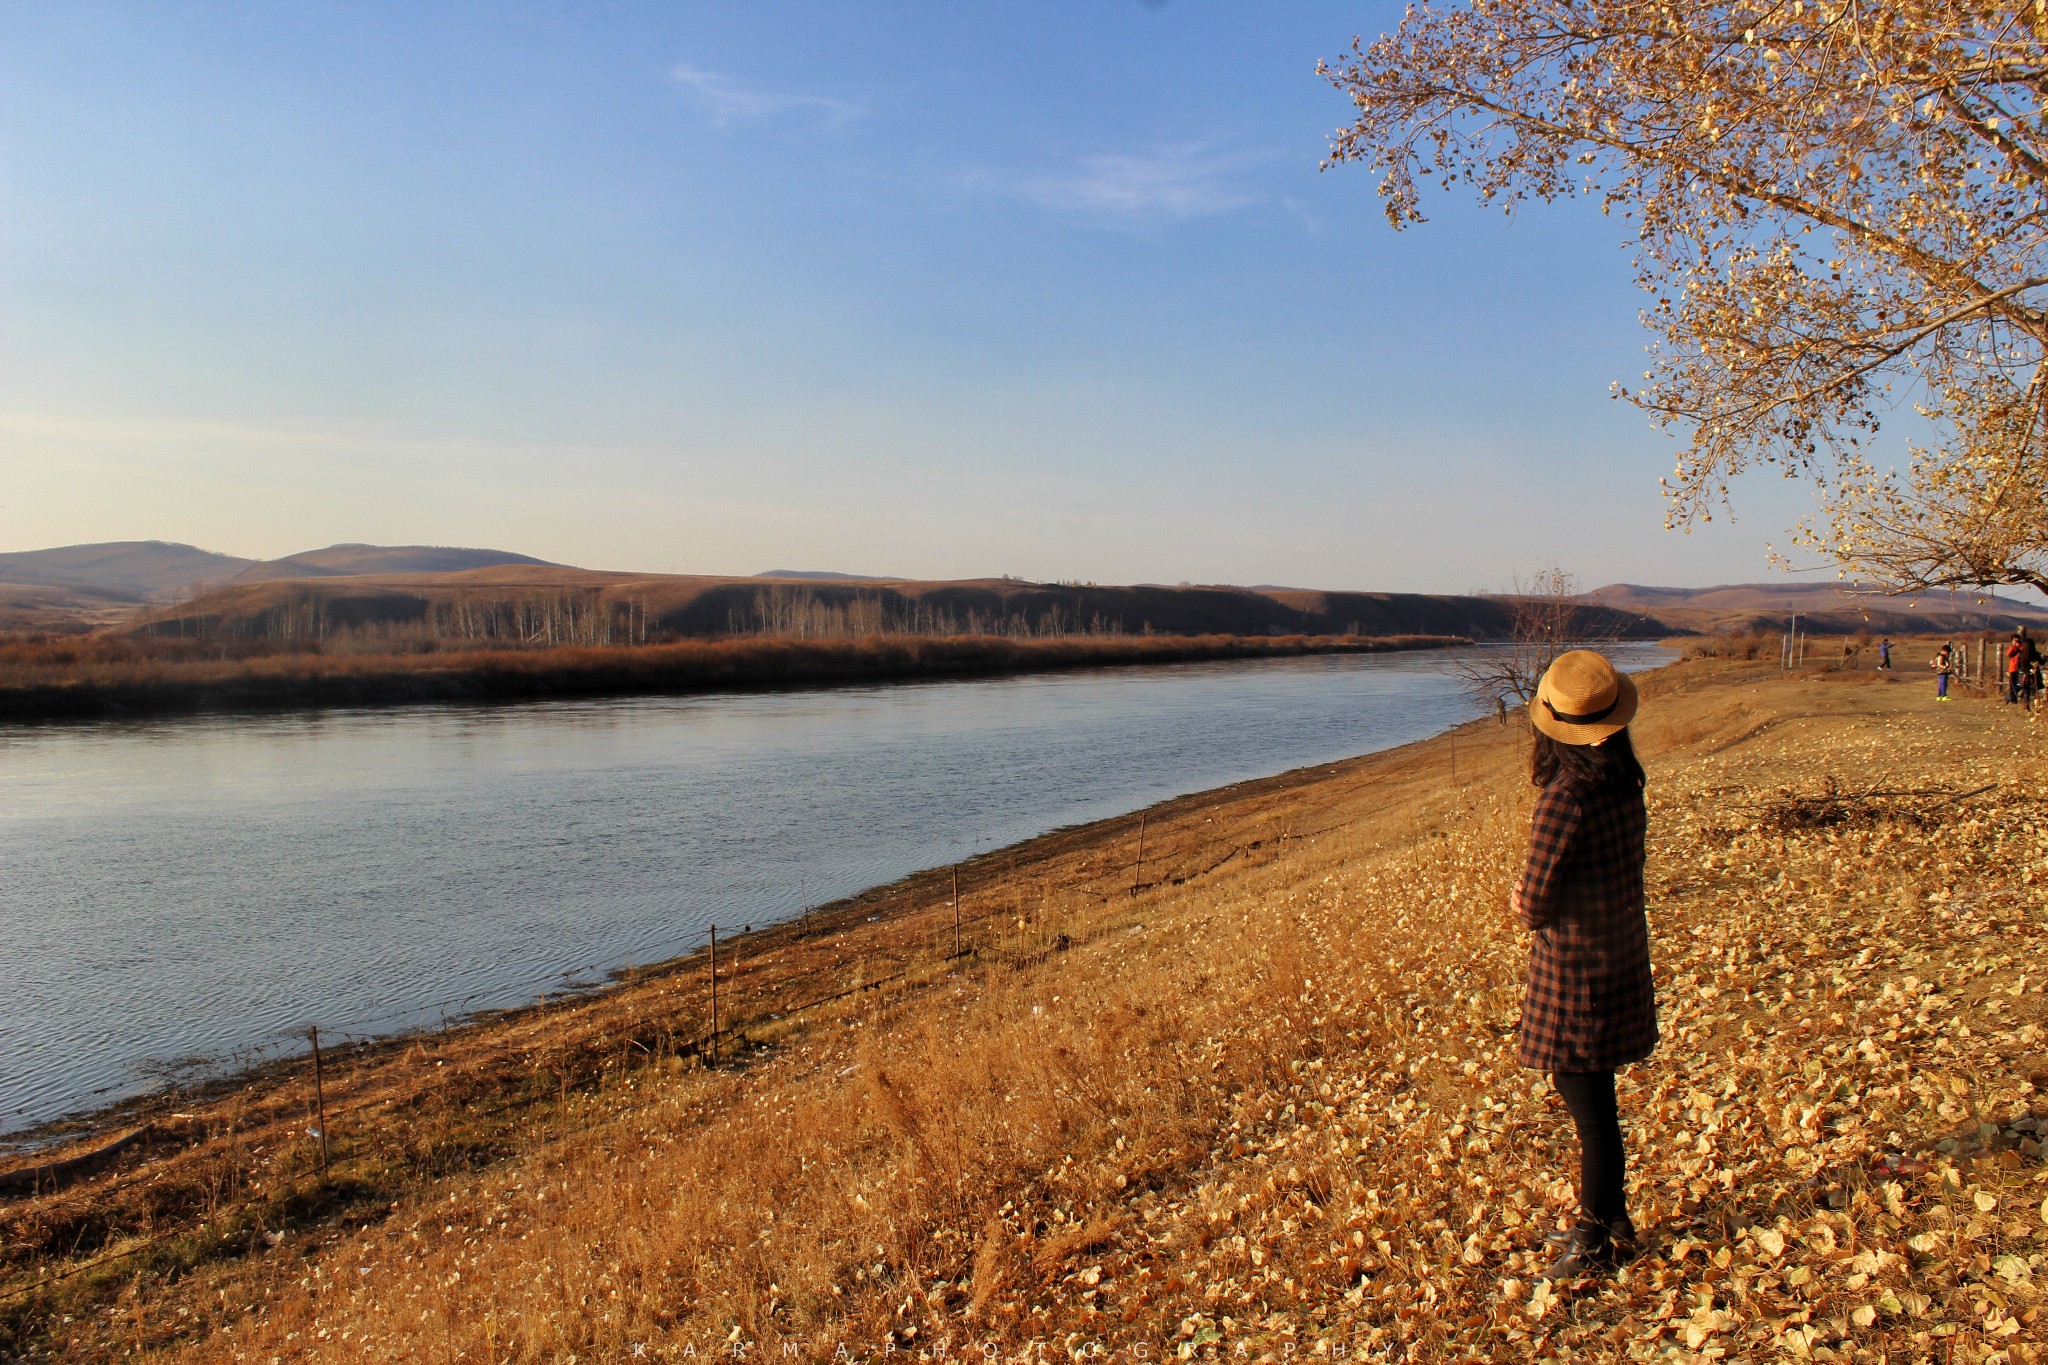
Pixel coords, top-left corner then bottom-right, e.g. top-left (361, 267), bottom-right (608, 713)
top-left (1510, 876), bottom-right (1528, 923)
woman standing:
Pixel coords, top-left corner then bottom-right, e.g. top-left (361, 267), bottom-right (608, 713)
top-left (1511, 650), bottom-right (1656, 1280)
top-left (1932, 643), bottom-right (1954, 702)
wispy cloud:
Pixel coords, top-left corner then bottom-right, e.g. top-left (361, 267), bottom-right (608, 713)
top-left (1002, 143), bottom-right (1271, 221)
top-left (671, 65), bottom-right (865, 129)
top-left (1280, 195), bottom-right (1328, 238)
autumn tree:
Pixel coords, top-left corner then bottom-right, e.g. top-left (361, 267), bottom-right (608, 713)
top-left (1322, 3), bottom-right (2048, 595)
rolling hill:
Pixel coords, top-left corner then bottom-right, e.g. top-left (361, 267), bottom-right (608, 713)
top-left (0, 541), bottom-right (253, 598)
top-left (15, 538), bottom-right (2048, 642)
top-left (0, 542), bottom-right (560, 628)
top-left (130, 569), bottom-right (2048, 647)
top-left (0, 584), bottom-right (147, 633)
top-left (1583, 581), bottom-right (2048, 635)
top-left (228, 544), bottom-right (558, 582)
top-left (124, 568), bottom-right (1660, 645)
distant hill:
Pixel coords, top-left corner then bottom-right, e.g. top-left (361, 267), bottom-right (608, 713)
top-left (128, 569), bottom-right (1658, 646)
top-left (0, 583), bottom-right (148, 632)
top-left (1585, 581), bottom-right (2048, 613)
top-left (231, 544), bottom-right (559, 582)
top-left (0, 541), bottom-right (253, 599)
top-left (24, 537), bottom-right (2048, 643)
top-left (1584, 581), bottom-right (2048, 635)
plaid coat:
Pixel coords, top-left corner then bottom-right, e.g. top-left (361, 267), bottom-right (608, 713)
top-left (1514, 773), bottom-right (1657, 1072)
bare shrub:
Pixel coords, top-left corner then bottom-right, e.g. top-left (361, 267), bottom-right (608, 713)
top-left (1682, 631), bottom-right (1779, 661)
top-left (1454, 567), bottom-right (1617, 712)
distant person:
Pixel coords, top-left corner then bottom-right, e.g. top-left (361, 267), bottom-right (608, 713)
top-left (1877, 638), bottom-right (1893, 671)
top-left (1933, 643), bottom-right (1954, 702)
top-left (2008, 630), bottom-right (2029, 703)
top-left (1511, 650), bottom-right (1654, 1281)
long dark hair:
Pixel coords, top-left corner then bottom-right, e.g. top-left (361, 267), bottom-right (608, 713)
top-left (1531, 727), bottom-right (1646, 792)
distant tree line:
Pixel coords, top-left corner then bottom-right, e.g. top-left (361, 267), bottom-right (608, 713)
top-left (727, 587), bottom-right (1131, 640)
top-left (153, 590), bottom-right (651, 650)
top-left (141, 586), bottom-right (1137, 649)
top-left (134, 579), bottom-right (1661, 649)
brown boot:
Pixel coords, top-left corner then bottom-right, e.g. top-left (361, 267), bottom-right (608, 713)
top-left (1538, 1221), bottom-right (1619, 1282)
top-left (1543, 1212), bottom-right (1636, 1257)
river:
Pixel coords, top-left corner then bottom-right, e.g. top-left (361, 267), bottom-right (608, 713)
top-left (0, 644), bottom-right (1670, 1137)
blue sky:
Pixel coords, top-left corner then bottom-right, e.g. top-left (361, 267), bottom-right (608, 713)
top-left (0, 1), bottom-right (1818, 591)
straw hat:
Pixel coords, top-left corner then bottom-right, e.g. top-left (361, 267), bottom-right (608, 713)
top-left (1531, 649), bottom-right (1638, 746)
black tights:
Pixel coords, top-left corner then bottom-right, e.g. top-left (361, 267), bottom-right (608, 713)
top-left (1553, 1070), bottom-right (1626, 1227)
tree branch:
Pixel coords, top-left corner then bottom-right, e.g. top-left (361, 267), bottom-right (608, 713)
top-left (1705, 276), bottom-right (2048, 426)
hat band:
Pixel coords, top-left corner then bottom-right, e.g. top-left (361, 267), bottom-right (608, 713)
top-left (1542, 694), bottom-right (1618, 726)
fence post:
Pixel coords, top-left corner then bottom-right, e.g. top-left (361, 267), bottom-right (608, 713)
top-left (708, 924), bottom-right (719, 1065)
top-left (1131, 815), bottom-right (1147, 896)
top-left (307, 1026), bottom-right (329, 1176)
top-left (951, 866), bottom-right (961, 959)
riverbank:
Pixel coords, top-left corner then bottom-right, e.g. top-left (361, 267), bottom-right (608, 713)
top-left (4, 657), bottom-right (2045, 1361)
top-left (0, 631), bottom-right (1461, 722)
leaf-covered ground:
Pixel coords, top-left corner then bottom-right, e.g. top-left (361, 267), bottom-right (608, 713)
top-left (17, 660), bottom-right (2048, 1362)
top-left (986, 666), bottom-right (2048, 1362)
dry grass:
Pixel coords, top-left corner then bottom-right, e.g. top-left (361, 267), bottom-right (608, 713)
top-left (1681, 631), bottom-right (1787, 662)
top-left (0, 632), bottom-right (1457, 721)
top-left (0, 634), bottom-right (310, 675)
top-left (4, 660), bottom-right (2046, 1362)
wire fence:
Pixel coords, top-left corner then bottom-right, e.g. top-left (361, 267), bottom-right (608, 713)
top-left (0, 854), bottom-right (1106, 1302)
top-left (0, 805), bottom-right (1198, 1162)
top-left (0, 811), bottom-right (1252, 1305)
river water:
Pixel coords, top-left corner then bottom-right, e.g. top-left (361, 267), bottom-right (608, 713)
top-left (0, 644), bottom-right (1670, 1136)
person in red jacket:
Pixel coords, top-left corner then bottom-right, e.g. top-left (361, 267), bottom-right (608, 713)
top-left (2008, 631), bottom-right (2027, 704)
top-left (1512, 650), bottom-right (1654, 1281)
